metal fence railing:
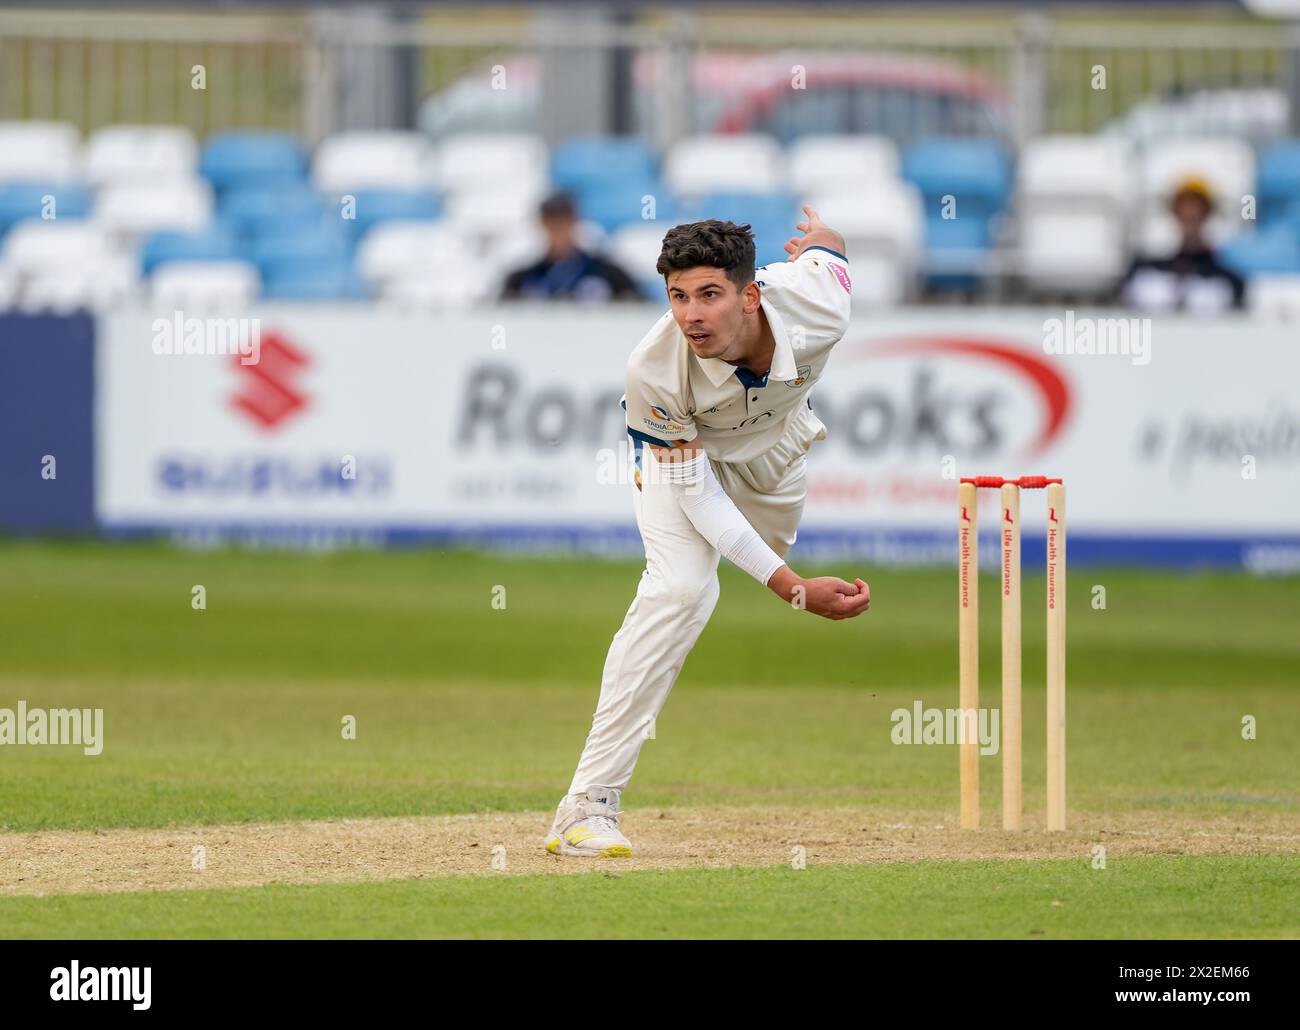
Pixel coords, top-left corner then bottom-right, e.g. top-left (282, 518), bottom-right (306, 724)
top-left (0, 5), bottom-right (1296, 148)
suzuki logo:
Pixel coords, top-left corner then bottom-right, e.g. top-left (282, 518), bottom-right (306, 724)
top-left (1004, 507), bottom-right (1014, 523)
top-left (231, 332), bottom-right (309, 430)
top-left (1049, 507), bottom-right (1059, 523)
top-left (960, 506), bottom-right (971, 523)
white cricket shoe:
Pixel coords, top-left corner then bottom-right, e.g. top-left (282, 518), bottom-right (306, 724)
top-left (544, 787), bottom-right (633, 858)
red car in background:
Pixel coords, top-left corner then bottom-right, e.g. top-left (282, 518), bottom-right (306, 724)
top-left (419, 50), bottom-right (1011, 147)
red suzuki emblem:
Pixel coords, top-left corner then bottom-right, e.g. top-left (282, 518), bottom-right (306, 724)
top-left (231, 332), bottom-right (310, 430)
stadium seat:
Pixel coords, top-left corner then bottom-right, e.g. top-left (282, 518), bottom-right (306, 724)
top-left (83, 124), bottom-right (198, 185)
top-left (1216, 224), bottom-right (1300, 277)
top-left (150, 260), bottom-right (261, 310)
top-left (377, 261), bottom-right (500, 309)
top-left (1138, 136), bottom-right (1255, 253)
top-left (434, 132), bottom-right (548, 194)
top-left (1017, 135), bottom-right (1134, 295)
top-left (0, 121), bottom-right (80, 183)
top-left (0, 183), bottom-right (92, 238)
top-left (807, 182), bottom-right (923, 306)
top-left (355, 220), bottom-right (462, 284)
top-left (1248, 273), bottom-right (1300, 318)
top-left (95, 179), bottom-right (213, 236)
top-left (219, 186), bottom-right (328, 239)
top-left (200, 131), bottom-right (309, 194)
top-left (250, 226), bottom-right (351, 282)
top-left (1, 220), bottom-right (118, 275)
top-left (140, 229), bottom-right (239, 276)
top-left (312, 131), bottom-right (437, 192)
top-left (902, 138), bottom-right (1012, 288)
top-left (902, 138), bottom-right (1012, 215)
top-left (608, 223), bottom-right (671, 300)
top-left (22, 252), bottom-right (138, 312)
top-left (340, 189), bottom-right (442, 241)
top-left (787, 135), bottom-right (899, 196)
top-left (444, 184), bottom-right (548, 250)
top-left (574, 177), bottom-right (675, 232)
top-left (550, 136), bottom-right (656, 195)
top-left (1256, 140), bottom-right (1300, 226)
top-left (0, 264), bottom-right (18, 309)
top-left (664, 134), bottom-right (785, 196)
top-left (262, 262), bottom-right (369, 300)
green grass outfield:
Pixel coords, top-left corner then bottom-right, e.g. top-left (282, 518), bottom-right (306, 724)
top-left (0, 540), bottom-right (1296, 938)
top-left (4, 855), bottom-right (1296, 940)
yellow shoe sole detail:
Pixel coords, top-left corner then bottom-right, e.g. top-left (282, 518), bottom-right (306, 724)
top-left (600, 845), bottom-right (632, 858)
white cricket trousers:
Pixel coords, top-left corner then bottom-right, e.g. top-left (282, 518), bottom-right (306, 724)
top-left (567, 403), bottom-right (827, 796)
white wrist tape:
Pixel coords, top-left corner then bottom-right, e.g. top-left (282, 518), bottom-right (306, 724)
top-left (655, 452), bottom-right (786, 586)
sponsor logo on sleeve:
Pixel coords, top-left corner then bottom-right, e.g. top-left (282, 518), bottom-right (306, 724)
top-left (644, 403), bottom-right (686, 434)
top-left (828, 262), bottom-right (851, 293)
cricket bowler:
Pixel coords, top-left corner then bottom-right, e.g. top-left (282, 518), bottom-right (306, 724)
top-left (546, 208), bottom-right (872, 857)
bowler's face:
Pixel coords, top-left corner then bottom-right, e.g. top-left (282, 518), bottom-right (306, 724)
top-left (665, 267), bottom-right (752, 362)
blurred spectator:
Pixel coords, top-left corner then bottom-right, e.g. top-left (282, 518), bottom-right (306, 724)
top-left (1120, 177), bottom-right (1245, 312)
top-left (500, 192), bottom-right (641, 301)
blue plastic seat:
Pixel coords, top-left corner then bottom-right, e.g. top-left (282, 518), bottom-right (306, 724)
top-left (903, 138), bottom-right (1011, 289)
top-left (141, 229), bottom-right (240, 275)
top-left (201, 132), bottom-right (308, 194)
top-left (219, 186), bottom-right (327, 239)
top-left (262, 262), bottom-right (369, 300)
top-left (346, 190), bottom-right (442, 241)
top-left (902, 138), bottom-right (1012, 213)
top-left (579, 178), bottom-right (677, 231)
top-left (0, 183), bottom-right (92, 237)
top-left (551, 137), bottom-right (657, 195)
top-left (1218, 225), bottom-right (1300, 277)
top-left (1257, 141), bottom-right (1300, 226)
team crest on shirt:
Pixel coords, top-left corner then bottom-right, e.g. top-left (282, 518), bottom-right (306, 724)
top-left (784, 364), bottom-right (812, 387)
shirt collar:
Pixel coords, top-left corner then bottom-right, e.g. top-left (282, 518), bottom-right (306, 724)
top-left (691, 293), bottom-right (798, 388)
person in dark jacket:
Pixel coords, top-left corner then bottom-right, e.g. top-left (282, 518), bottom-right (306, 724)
top-left (1121, 176), bottom-right (1245, 311)
top-left (500, 192), bottom-right (642, 302)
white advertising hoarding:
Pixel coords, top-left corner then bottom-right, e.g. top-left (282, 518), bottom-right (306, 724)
top-left (96, 305), bottom-right (1300, 569)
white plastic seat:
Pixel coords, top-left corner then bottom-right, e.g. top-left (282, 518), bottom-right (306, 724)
top-left (807, 183), bottom-right (922, 305)
top-left (356, 220), bottom-right (463, 283)
top-left (787, 135), bottom-right (899, 196)
top-left (664, 134), bottom-right (785, 196)
top-left (1249, 275), bottom-right (1300, 319)
top-left (83, 124), bottom-right (198, 185)
top-left (608, 223), bottom-right (669, 281)
top-left (444, 185), bottom-right (548, 250)
top-left (22, 253), bottom-right (139, 312)
top-left (0, 121), bottom-right (80, 183)
top-left (1020, 135), bottom-right (1133, 204)
top-left (2, 219), bottom-right (116, 275)
top-left (94, 178), bottom-right (212, 235)
top-left (1019, 212), bottom-right (1129, 292)
top-left (312, 131), bottom-right (437, 193)
top-left (0, 263), bottom-right (19, 308)
top-left (150, 260), bottom-right (261, 310)
top-left (1018, 136), bottom-right (1134, 293)
top-left (434, 132), bottom-right (548, 194)
top-left (378, 261), bottom-right (500, 310)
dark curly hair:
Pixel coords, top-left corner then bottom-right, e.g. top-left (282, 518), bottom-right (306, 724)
top-left (656, 219), bottom-right (756, 292)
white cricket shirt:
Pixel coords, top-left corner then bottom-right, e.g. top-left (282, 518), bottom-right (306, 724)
top-left (622, 246), bottom-right (852, 464)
